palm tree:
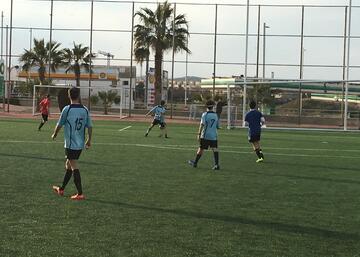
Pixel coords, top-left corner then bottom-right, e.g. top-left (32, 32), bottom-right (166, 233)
top-left (134, 1), bottom-right (190, 104)
top-left (98, 90), bottom-right (118, 115)
top-left (20, 38), bottom-right (63, 85)
top-left (62, 42), bottom-right (94, 87)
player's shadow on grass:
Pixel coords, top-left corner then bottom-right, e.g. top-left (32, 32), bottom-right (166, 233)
top-left (257, 161), bottom-right (360, 185)
top-left (87, 198), bottom-right (360, 242)
top-left (0, 152), bottom-right (117, 167)
top-left (265, 160), bottom-right (358, 173)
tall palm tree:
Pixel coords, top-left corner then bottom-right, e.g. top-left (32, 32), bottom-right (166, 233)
top-left (134, 1), bottom-right (190, 104)
top-left (62, 42), bottom-right (94, 87)
top-left (20, 38), bottom-right (63, 85)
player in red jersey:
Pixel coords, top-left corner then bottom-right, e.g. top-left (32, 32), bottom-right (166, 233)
top-left (38, 94), bottom-right (50, 131)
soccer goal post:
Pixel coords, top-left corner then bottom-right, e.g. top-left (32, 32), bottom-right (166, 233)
top-left (226, 79), bottom-right (360, 131)
top-left (32, 84), bottom-right (129, 118)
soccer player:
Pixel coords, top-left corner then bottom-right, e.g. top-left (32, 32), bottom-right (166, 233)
top-left (51, 87), bottom-right (93, 200)
top-left (245, 100), bottom-right (265, 163)
top-left (144, 100), bottom-right (168, 138)
top-left (188, 100), bottom-right (220, 170)
top-left (38, 94), bottom-right (50, 131)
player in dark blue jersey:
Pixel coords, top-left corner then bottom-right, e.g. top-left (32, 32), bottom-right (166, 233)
top-left (145, 100), bottom-right (168, 138)
top-left (188, 100), bottom-right (220, 170)
top-left (245, 100), bottom-right (265, 163)
top-left (51, 87), bottom-right (93, 200)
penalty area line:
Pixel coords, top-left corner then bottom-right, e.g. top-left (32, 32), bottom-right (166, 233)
top-left (118, 126), bottom-right (132, 132)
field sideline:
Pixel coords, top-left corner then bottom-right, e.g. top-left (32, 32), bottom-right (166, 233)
top-left (0, 118), bottom-right (359, 257)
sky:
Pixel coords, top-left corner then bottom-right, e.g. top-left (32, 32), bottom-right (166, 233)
top-left (1, 0), bottom-right (360, 81)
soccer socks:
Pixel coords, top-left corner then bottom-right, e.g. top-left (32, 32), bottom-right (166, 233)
top-left (255, 149), bottom-right (264, 159)
top-left (38, 122), bottom-right (45, 130)
top-left (213, 151), bottom-right (219, 166)
top-left (60, 169), bottom-right (73, 190)
top-left (194, 154), bottom-right (202, 164)
top-left (73, 169), bottom-right (83, 195)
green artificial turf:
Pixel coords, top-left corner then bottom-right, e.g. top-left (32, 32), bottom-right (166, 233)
top-left (0, 118), bottom-right (359, 257)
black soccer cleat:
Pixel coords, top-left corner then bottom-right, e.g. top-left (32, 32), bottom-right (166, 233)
top-left (188, 160), bottom-right (197, 168)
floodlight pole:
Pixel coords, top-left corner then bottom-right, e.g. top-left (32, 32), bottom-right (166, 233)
top-left (0, 11), bottom-right (3, 60)
top-left (184, 24), bottom-right (189, 107)
top-left (242, 0), bottom-right (250, 127)
top-left (1, 11), bottom-right (4, 111)
top-left (344, 0), bottom-right (352, 131)
top-left (129, 1), bottom-right (135, 117)
top-left (170, 3), bottom-right (176, 119)
top-left (255, 5), bottom-right (261, 79)
top-left (48, 0), bottom-right (54, 83)
top-left (262, 22), bottom-right (269, 80)
top-left (212, 4), bottom-right (218, 98)
top-left (88, 0), bottom-right (94, 110)
top-left (298, 6), bottom-right (305, 125)
top-left (5, 25), bottom-right (8, 112)
top-left (7, 0), bottom-right (13, 113)
top-left (341, 6), bottom-right (348, 125)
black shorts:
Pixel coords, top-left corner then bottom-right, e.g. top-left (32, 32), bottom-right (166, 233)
top-left (41, 114), bottom-right (48, 122)
top-left (152, 119), bottom-right (166, 128)
top-left (65, 148), bottom-right (82, 160)
top-left (248, 134), bottom-right (261, 143)
top-left (200, 139), bottom-right (218, 150)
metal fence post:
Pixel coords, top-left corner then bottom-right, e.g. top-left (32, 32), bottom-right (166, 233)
top-left (212, 4), bottom-right (218, 98)
top-left (129, 1), bottom-right (135, 117)
top-left (170, 3), bottom-right (176, 119)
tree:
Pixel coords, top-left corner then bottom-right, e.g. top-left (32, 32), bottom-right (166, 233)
top-left (62, 42), bottom-right (94, 87)
top-left (134, 1), bottom-right (190, 104)
top-left (19, 38), bottom-right (63, 85)
top-left (98, 90), bottom-right (118, 115)
top-left (248, 83), bottom-right (275, 107)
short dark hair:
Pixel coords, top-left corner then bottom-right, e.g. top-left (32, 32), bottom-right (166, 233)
top-left (206, 100), bottom-right (215, 109)
top-left (68, 87), bottom-right (80, 100)
top-left (46, 94), bottom-right (50, 98)
top-left (249, 100), bottom-right (256, 109)
top-left (160, 100), bottom-right (165, 106)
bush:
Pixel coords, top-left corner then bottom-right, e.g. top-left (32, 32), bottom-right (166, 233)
top-left (98, 90), bottom-right (118, 114)
top-left (90, 95), bottom-right (99, 106)
top-left (114, 95), bottom-right (121, 105)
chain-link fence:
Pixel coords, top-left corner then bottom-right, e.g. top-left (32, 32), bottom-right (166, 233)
top-left (1, 1), bottom-right (360, 128)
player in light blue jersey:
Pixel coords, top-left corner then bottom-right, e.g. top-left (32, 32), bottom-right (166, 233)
top-left (144, 100), bottom-right (168, 138)
top-left (51, 87), bottom-right (93, 200)
top-left (188, 100), bottom-right (220, 170)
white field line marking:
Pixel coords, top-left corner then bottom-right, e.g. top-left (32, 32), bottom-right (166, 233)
top-left (113, 143), bottom-right (360, 153)
top-left (0, 140), bottom-right (358, 159)
top-left (118, 126), bottom-right (132, 132)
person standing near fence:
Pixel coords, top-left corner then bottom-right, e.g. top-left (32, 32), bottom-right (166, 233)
top-left (215, 98), bottom-right (226, 120)
top-left (245, 100), bottom-right (265, 163)
top-left (51, 87), bottom-right (93, 200)
top-left (38, 94), bottom-right (51, 131)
